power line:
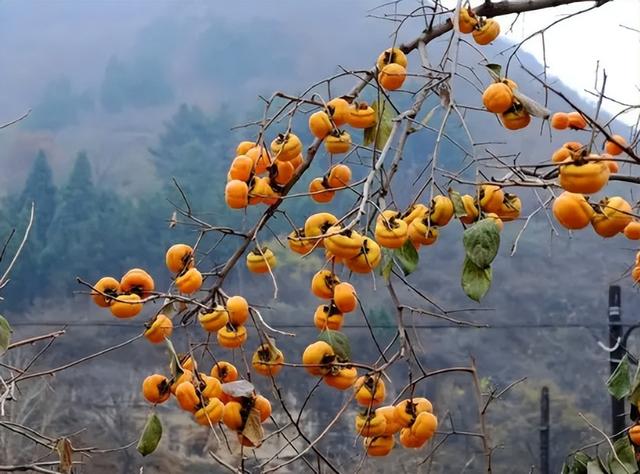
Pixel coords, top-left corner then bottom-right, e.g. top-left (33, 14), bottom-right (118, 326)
top-left (5, 321), bottom-right (636, 330)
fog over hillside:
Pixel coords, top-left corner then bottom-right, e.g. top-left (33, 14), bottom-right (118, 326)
top-left (0, 1), bottom-right (401, 193)
top-left (0, 1), bottom-right (605, 192)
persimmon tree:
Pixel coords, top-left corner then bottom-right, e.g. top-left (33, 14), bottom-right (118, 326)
top-left (2, 0), bottom-right (640, 473)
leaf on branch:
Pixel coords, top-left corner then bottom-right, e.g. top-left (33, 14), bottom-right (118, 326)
top-left (586, 459), bottom-right (608, 474)
top-left (438, 84), bottom-right (451, 108)
top-left (461, 257), bottom-right (492, 302)
top-left (364, 99), bottom-right (394, 150)
top-left (449, 189), bottom-right (467, 218)
top-left (628, 362), bottom-right (640, 406)
top-left (318, 330), bottom-right (351, 362)
top-left (161, 298), bottom-right (179, 317)
top-left (241, 408), bottom-right (264, 448)
top-left (485, 63), bottom-right (503, 81)
top-left (513, 89), bottom-right (551, 119)
top-left (55, 438), bottom-right (73, 474)
top-left (0, 315), bottom-right (11, 355)
top-left (479, 377), bottom-right (493, 393)
top-left (420, 105), bottom-right (438, 128)
top-left (463, 218), bottom-right (500, 268)
top-left (572, 452), bottom-right (592, 474)
top-left (379, 248), bottom-right (393, 281)
top-left (563, 453), bottom-right (591, 474)
top-left (222, 380), bottom-right (255, 398)
top-left (607, 355), bottom-right (631, 400)
top-left (394, 239), bottom-right (419, 276)
top-left (166, 339), bottom-right (183, 379)
top-left (608, 436), bottom-right (638, 474)
top-left (263, 334), bottom-right (279, 356)
top-left (137, 413), bottom-right (162, 456)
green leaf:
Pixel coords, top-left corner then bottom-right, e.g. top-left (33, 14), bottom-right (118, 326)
top-left (609, 436), bottom-right (638, 474)
top-left (318, 330), bottom-right (351, 362)
top-left (378, 248), bottom-right (393, 281)
top-left (0, 315), bottom-right (11, 356)
top-left (479, 376), bottom-right (493, 393)
top-left (574, 452), bottom-right (592, 474)
top-left (463, 218), bottom-right (500, 268)
top-left (485, 63), bottom-right (502, 81)
top-left (607, 355), bottom-right (631, 400)
top-left (137, 413), bottom-right (162, 456)
top-left (363, 99), bottom-right (394, 150)
top-left (586, 460), bottom-right (608, 474)
top-left (598, 457), bottom-right (612, 474)
top-left (461, 257), bottom-right (492, 302)
top-left (628, 362), bottom-right (640, 406)
top-left (393, 239), bottom-right (419, 276)
top-left (449, 189), bottom-right (467, 218)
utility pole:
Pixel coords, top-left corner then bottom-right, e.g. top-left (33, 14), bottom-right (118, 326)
top-left (608, 285), bottom-right (626, 438)
top-left (540, 386), bottom-right (549, 474)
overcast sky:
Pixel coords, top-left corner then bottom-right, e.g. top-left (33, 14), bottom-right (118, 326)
top-left (0, 0), bottom-right (636, 129)
top-left (444, 0), bottom-right (640, 126)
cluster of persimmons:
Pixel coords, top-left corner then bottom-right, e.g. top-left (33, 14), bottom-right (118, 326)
top-left (546, 115), bottom-right (638, 281)
top-left (92, 269), bottom-right (154, 319)
top-left (482, 78), bottom-right (530, 131)
top-left (302, 339), bottom-right (437, 453)
top-left (142, 357), bottom-right (272, 447)
top-left (223, 45), bottom-right (410, 214)
top-left (286, 183), bottom-right (520, 265)
top-left (458, 5), bottom-right (501, 46)
top-left (91, 248), bottom-right (274, 445)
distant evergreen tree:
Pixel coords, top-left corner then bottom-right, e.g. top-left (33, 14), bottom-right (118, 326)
top-left (149, 104), bottom-right (235, 205)
top-left (40, 152), bottom-right (102, 295)
top-left (16, 150), bottom-right (57, 242)
top-left (149, 104), bottom-right (215, 179)
top-left (33, 152), bottom-right (172, 300)
top-left (49, 151), bottom-right (96, 230)
top-left (0, 151), bottom-right (59, 306)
